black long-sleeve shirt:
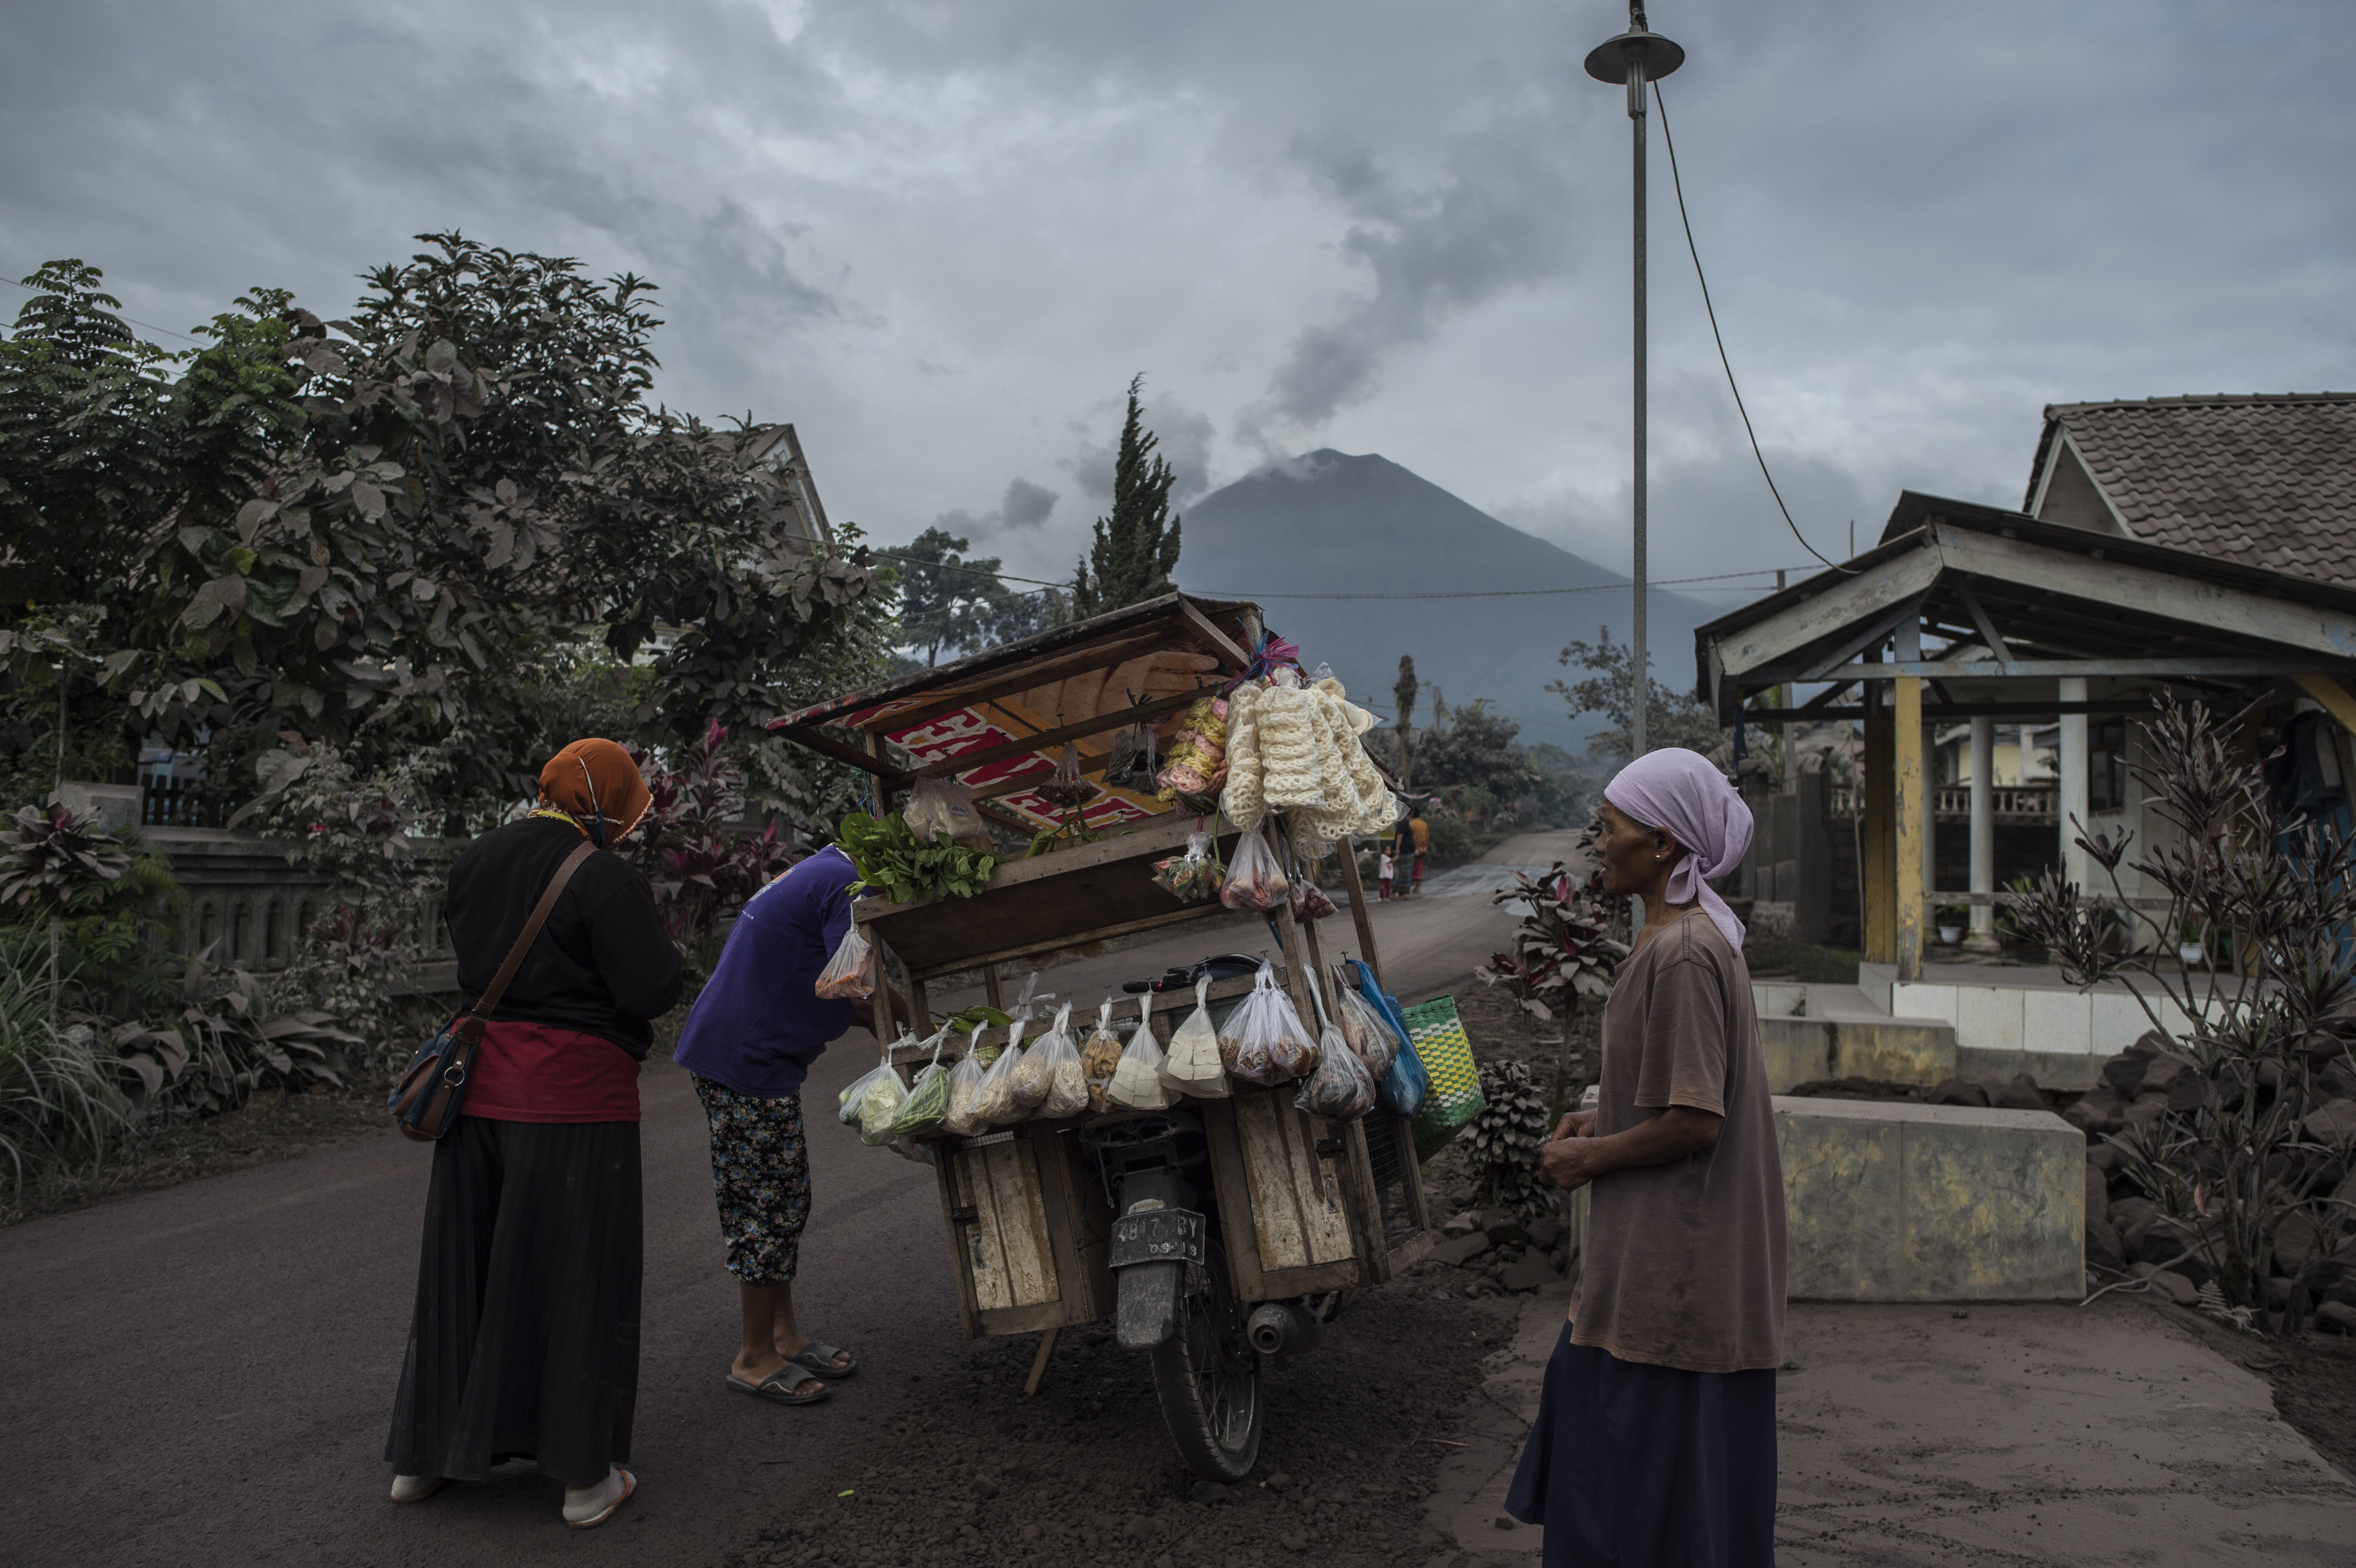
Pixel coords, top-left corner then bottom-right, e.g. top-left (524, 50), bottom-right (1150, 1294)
top-left (443, 817), bottom-right (683, 1058)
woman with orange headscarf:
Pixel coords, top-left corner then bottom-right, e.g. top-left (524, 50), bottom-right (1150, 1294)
top-left (383, 739), bottom-right (682, 1529)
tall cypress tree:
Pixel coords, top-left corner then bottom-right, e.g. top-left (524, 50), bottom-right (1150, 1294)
top-left (1070, 374), bottom-right (1181, 617)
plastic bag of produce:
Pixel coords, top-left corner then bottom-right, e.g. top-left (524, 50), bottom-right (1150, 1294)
top-left (942, 1043), bottom-right (992, 1137)
top-left (851, 1054), bottom-right (908, 1146)
top-left (1107, 993), bottom-right (1177, 1110)
top-left (1010, 1003), bottom-right (1072, 1115)
top-left (1028, 1004), bottom-right (1091, 1120)
top-left (1294, 986), bottom-right (1376, 1121)
top-left (1289, 878), bottom-right (1336, 921)
top-left (889, 1030), bottom-right (953, 1139)
top-left (969, 1018), bottom-right (1032, 1126)
top-left (813, 921), bottom-right (876, 999)
top-left (903, 777), bottom-right (993, 852)
top-left (1080, 999), bottom-right (1125, 1112)
top-left (1220, 830), bottom-right (1290, 912)
top-left (1158, 975), bottom-right (1231, 1100)
top-left (1217, 961), bottom-right (1320, 1086)
top-left (1332, 979), bottom-right (1398, 1082)
top-left (1296, 1029), bottom-right (1377, 1121)
top-left (839, 1034), bottom-right (905, 1126)
top-left (1152, 824), bottom-right (1220, 902)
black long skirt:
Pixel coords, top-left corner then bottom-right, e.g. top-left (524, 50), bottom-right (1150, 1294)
top-left (1505, 1323), bottom-right (1777, 1568)
top-left (383, 1117), bottom-right (642, 1487)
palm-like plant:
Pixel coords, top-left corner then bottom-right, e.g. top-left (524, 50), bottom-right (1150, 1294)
top-left (0, 803), bottom-right (132, 1017)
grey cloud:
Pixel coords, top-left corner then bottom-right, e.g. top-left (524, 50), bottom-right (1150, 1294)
top-left (936, 476), bottom-right (1059, 538)
top-left (997, 477), bottom-right (1058, 530)
top-left (1062, 387), bottom-right (1216, 507)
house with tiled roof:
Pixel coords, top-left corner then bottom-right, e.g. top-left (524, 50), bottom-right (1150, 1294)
top-left (2023, 393), bottom-right (2356, 584)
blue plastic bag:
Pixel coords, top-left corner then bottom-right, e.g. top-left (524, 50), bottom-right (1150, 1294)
top-left (1346, 958), bottom-right (1426, 1117)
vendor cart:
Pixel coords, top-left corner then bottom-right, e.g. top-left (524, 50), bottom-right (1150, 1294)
top-left (771, 592), bottom-right (1437, 1479)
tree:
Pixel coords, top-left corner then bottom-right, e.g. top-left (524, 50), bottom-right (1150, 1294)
top-left (1417, 697), bottom-right (1546, 828)
top-left (1551, 626), bottom-right (1725, 762)
top-left (885, 526), bottom-right (1062, 665)
top-left (1392, 655), bottom-right (1420, 789)
top-left (0, 240), bottom-right (888, 829)
top-left (1069, 375), bottom-right (1180, 618)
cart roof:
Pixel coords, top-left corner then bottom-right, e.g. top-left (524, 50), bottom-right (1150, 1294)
top-left (769, 591), bottom-right (1263, 832)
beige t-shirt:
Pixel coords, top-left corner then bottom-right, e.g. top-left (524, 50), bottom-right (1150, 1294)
top-left (1570, 907), bottom-right (1786, 1374)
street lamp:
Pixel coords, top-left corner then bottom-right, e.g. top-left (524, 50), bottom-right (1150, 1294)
top-left (1585, 5), bottom-right (1683, 757)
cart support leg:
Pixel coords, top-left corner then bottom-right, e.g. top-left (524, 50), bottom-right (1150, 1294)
top-left (1024, 1326), bottom-right (1060, 1396)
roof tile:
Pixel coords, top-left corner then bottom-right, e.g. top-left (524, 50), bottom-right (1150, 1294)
top-left (2039, 394), bottom-right (2356, 586)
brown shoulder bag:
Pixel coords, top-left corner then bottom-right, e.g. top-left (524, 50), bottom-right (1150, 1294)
top-left (388, 838), bottom-right (597, 1142)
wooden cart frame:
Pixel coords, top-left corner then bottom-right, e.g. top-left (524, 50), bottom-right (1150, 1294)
top-left (772, 592), bottom-right (1436, 1341)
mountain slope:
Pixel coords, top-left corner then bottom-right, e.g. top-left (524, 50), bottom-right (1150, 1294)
top-left (1174, 449), bottom-right (1717, 748)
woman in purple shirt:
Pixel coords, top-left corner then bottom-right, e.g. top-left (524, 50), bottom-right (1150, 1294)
top-left (674, 841), bottom-right (894, 1405)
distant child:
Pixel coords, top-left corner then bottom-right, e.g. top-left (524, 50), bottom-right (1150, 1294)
top-left (1377, 850), bottom-right (1396, 901)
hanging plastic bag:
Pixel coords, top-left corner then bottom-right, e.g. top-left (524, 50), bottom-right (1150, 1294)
top-left (1029, 1004), bottom-right (1091, 1120)
top-left (1107, 707), bottom-right (1160, 791)
top-left (1107, 992), bottom-right (1177, 1110)
top-left (1010, 1003), bottom-right (1074, 1115)
top-left (903, 777), bottom-right (993, 851)
top-left (1220, 830), bottom-right (1290, 912)
top-left (942, 1042), bottom-right (992, 1137)
top-left (848, 1044), bottom-right (909, 1146)
top-left (969, 1017), bottom-right (1031, 1126)
top-left (839, 1040), bottom-right (903, 1128)
top-left (814, 921), bottom-right (876, 999)
top-left (1152, 823), bottom-right (1220, 902)
top-left (1158, 975), bottom-right (1232, 1099)
top-left (889, 1029), bottom-right (954, 1139)
top-left (1290, 878), bottom-right (1336, 922)
top-left (1332, 978), bottom-right (1398, 1082)
top-left (1294, 982), bottom-right (1377, 1122)
top-left (1035, 741), bottom-right (1094, 809)
top-left (1080, 999), bottom-right (1125, 1112)
top-left (1217, 961), bottom-right (1320, 1086)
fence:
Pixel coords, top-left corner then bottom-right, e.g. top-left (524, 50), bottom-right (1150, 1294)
top-left (1828, 784), bottom-right (2057, 823)
top-left (142, 774), bottom-right (240, 829)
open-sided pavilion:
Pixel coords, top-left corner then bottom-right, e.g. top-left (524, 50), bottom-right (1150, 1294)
top-left (1695, 490), bottom-right (2356, 988)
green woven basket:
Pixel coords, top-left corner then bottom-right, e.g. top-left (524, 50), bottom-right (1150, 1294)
top-left (1403, 995), bottom-right (1485, 1160)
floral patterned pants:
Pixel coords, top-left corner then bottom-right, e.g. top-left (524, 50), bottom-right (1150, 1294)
top-left (689, 1075), bottom-right (810, 1285)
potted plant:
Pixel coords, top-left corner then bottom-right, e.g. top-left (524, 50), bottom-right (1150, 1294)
top-left (2176, 920), bottom-right (2207, 969)
top-left (1935, 905), bottom-right (1968, 947)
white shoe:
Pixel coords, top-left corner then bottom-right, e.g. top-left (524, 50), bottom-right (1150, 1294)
top-left (563, 1466), bottom-right (634, 1528)
top-left (389, 1473), bottom-right (445, 1504)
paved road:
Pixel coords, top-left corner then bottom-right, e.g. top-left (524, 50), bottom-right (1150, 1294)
top-left (0, 837), bottom-right (1550, 1567)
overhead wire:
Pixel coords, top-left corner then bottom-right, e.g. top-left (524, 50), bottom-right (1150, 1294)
top-left (1651, 81), bottom-right (1854, 574)
top-left (0, 273), bottom-right (207, 346)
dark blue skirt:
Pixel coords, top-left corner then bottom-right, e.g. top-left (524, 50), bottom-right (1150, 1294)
top-left (1505, 1324), bottom-right (1777, 1568)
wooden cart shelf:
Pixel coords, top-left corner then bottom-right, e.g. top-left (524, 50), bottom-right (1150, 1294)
top-left (777, 589), bottom-right (1434, 1344)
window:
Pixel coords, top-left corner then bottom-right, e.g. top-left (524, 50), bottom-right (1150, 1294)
top-left (2090, 719), bottom-right (2128, 812)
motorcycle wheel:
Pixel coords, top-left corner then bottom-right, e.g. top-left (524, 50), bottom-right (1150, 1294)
top-left (1149, 1247), bottom-right (1262, 1481)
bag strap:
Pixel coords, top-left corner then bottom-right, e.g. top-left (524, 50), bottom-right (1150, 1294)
top-left (462, 838), bottom-right (597, 1033)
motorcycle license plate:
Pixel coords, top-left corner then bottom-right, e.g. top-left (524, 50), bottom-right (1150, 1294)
top-left (1109, 1208), bottom-right (1206, 1269)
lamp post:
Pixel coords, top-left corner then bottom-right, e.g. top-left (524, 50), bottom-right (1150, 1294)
top-left (1585, 5), bottom-right (1683, 758)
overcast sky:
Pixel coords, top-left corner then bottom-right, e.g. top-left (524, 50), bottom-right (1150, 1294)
top-left (5, 0), bottom-right (2351, 604)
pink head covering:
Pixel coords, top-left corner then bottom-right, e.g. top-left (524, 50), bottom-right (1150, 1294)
top-left (1603, 748), bottom-right (1754, 951)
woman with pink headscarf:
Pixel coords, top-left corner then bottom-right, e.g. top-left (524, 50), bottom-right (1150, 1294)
top-left (1504, 747), bottom-right (1786, 1568)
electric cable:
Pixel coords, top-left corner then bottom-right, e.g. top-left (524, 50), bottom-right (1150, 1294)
top-left (1651, 81), bottom-right (1854, 574)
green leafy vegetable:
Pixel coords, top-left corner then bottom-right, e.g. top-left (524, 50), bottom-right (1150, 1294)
top-left (837, 811), bottom-right (999, 904)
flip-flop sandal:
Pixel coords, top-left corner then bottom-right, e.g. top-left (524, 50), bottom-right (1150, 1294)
top-left (565, 1467), bottom-right (634, 1529)
top-left (788, 1342), bottom-right (859, 1380)
top-left (728, 1364), bottom-right (831, 1405)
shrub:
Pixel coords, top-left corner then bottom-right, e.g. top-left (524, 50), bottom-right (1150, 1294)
top-left (2014, 694), bottom-right (2356, 1333)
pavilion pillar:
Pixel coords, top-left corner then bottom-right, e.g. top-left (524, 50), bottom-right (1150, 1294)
top-left (1862, 698), bottom-right (1896, 965)
top-left (1964, 715), bottom-right (2000, 954)
top-left (2058, 676), bottom-right (2090, 888)
top-left (1894, 674), bottom-right (1926, 981)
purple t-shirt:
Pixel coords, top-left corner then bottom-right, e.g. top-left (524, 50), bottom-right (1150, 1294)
top-left (674, 846), bottom-right (860, 1098)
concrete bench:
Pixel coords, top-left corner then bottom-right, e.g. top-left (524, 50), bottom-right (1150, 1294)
top-left (1568, 1096), bottom-right (2085, 1304)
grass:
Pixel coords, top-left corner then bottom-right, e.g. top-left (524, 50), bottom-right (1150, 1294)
top-left (0, 934), bottom-right (129, 1189)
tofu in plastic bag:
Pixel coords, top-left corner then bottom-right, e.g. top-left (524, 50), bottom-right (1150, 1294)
top-left (1158, 974), bottom-right (1231, 1099)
